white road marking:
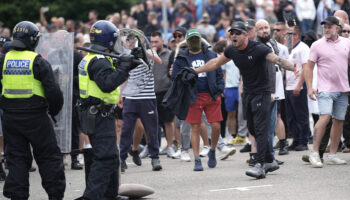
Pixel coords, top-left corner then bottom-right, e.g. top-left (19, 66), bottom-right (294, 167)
top-left (209, 184), bottom-right (273, 192)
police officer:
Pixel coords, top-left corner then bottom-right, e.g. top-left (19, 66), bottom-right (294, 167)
top-left (75, 20), bottom-right (140, 200)
top-left (0, 21), bottom-right (66, 199)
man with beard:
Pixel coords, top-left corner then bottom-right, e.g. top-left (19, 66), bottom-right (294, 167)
top-left (255, 19), bottom-right (288, 162)
top-left (305, 16), bottom-right (350, 168)
top-left (194, 21), bottom-right (296, 179)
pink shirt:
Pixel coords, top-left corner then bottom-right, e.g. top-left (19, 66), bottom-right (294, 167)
top-left (309, 36), bottom-right (350, 92)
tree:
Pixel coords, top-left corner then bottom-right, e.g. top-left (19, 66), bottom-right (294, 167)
top-left (0, 0), bottom-right (137, 29)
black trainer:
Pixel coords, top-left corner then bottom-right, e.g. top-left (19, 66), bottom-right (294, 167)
top-left (121, 160), bottom-right (127, 172)
top-left (248, 153), bottom-right (257, 167)
top-left (71, 155), bottom-right (83, 170)
top-left (295, 144), bottom-right (309, 151)
top-left (129, 150), bottom-right (142, 166)
top-left (245, 163), bottom-right (266, 179)
top-left (240, 143), bottom-right (251, 153)
top-left (287, 142), bottom-right (298, 151)
top-left (151, 158), bottom-right (162, 171)
top-left (278, 139), bottom-right (289, 155)
top-left (263, 160), bottom-right (280, 174)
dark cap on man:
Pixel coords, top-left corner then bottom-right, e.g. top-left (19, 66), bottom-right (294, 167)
top-left (321, 16), bottom-right (340, 26)
top-left (229, 21), bottom-right (248, 33)
top-left (245, 19), bottom-right (256, 29)
top-left (173, 26), bottom-right (187, 36)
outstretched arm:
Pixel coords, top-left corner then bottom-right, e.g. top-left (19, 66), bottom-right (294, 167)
top-left (266, 53), bottom-right (294, 71)
top-left (194, 54), bottom-right (231, 74)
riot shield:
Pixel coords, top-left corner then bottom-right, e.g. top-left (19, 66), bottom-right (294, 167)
top-left (114, 28), bottom-right (155, 97)
top-left (35, 31), bottom-right (74, 153)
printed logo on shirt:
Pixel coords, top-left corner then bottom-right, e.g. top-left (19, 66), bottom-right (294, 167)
top-left (248, 56), bottom-right (253, 60)
top-left (191, 59), bottom-right (206, 77)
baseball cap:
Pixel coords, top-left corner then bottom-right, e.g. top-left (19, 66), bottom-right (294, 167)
top-left (321, 16), bottom-right (340, 26)
top-left (229, 21), bottom-right (248, 33)
top-left (173, 26), bottom-right (187, 36)
top-left (245, 19), bottom-right (256, 29)
top-left (168, 35), bottom-right (175, 42)
top-left (185, 28), bottom-right (201, 40)
top-left (203, 13), bottom-right (210, 19)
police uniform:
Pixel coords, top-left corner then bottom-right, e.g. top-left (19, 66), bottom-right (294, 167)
top-left (78, 52), bottom-right (128, 200)
top-left (76, 20), bottom-right (139, 200)
top-left (0, 49), bottom-right (66, 199)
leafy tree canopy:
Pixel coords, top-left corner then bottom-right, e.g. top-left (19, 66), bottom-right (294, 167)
top-left (0, 0), bottom-right (138, 29)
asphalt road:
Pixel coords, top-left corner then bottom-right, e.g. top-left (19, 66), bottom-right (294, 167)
top-left (1, 139), bottom-right (350, 200)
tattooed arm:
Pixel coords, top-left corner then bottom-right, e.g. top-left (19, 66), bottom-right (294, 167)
top-left (266, 52), bottom-right (295, 71)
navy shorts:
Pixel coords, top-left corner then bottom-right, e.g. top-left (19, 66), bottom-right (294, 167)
top-left (224, 87), bottom-right (239, 112)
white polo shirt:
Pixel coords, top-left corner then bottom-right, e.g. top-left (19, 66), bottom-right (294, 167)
top-left (286, 41), bottom-right (310, 91)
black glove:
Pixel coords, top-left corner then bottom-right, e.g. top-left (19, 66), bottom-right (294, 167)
top-left (117, 54), bottom-right (143, 73)
top-left (131, 47), bottom-right (143, 59)
top-left (131, 47), bottom-right (149, 66)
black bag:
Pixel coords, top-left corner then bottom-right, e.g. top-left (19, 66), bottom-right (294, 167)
top-left (78, 107), bottom-right (96, 135)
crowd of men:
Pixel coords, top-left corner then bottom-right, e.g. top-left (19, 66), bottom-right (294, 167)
top-left (1, 0), bottom-right (350, 199)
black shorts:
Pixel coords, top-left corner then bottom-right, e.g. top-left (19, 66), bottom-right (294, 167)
top-left (114, 106), bottom-right (123, 120)
top-left (156, 91), bottom-right (175, 123)
top-left (277, 100), bottom-right (282, 114)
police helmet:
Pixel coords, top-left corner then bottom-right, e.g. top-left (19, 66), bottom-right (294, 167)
top-left (89, 20), bottom-right (119, 51)
top-left (10, 21), bottom-right (41, 51)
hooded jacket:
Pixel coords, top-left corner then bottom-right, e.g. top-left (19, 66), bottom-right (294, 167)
top-left (171, 39), bottom-right (224, 100)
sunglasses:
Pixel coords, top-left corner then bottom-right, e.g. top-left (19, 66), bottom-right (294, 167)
top-left (229, 31), bottom-right (242, 36)
top-left (173, 34), bottom-right (183, 38)
top-left (273, 28), bottom-right (281, 32)
top-left (342, 30), bottom-right (350, 33)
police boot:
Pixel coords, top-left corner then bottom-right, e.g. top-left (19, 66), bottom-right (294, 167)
top-left (71, 154), bottom-right (83, 170)
top-left (0, 162), bottom-right (6, 181)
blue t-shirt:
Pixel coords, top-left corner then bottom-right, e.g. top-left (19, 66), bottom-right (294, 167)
top-left (189, 51), bottom-right (209, 93)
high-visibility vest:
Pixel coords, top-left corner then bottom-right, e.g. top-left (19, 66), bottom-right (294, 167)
top-left (1, 50), bottom-right (45, 98)
top-left (78, 53), bottom-right (120, 104)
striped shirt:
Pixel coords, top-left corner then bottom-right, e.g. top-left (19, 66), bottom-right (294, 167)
top-left (122, 64), bottom-right (156, 99)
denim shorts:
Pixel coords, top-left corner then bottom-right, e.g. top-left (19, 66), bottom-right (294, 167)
top-left (317, 92), bottom-right (349, 120)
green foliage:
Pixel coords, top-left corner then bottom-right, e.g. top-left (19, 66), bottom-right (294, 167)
top-left (0, 0), bottom-right (138, 29)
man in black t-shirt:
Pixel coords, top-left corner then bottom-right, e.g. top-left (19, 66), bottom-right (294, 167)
top-left (195, 21), bottom-right (296, 179)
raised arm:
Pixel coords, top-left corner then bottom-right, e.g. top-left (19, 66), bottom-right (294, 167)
top-left (194, 54), bottom-right (231, 74)
top-left (266, 52), bottom-right (294, 71)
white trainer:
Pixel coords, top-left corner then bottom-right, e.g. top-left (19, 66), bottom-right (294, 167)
top-left (139, 145), bottom-right (149, 159)
top-left (327, 154), bottom-right (347, 165)
top-left (199, 146), bottom-right (210, 157)
top-left (218, 146), bottom-right (236, 160)
top-left (172, 149), bottom-right (181, 159)
top-left (309, 151), bottom-right (323, 168)
top-left (180, 151), bottom-right (191, 162)
top-left (167, 147), bottom-right (176, 157)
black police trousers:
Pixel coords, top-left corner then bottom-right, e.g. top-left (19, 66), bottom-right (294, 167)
top-left (243, 93), bottom-right (274, 165)
top-left (83, 114), bottom-right (119, 200)
top-left (2, 111), bottom-right (66, 200)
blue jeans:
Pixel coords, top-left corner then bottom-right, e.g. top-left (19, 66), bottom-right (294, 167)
top-left (268, 101), bottom-right (277, 156)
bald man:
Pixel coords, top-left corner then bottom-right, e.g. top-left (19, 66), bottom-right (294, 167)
top-left (334, 10), bottom-right (349, 25)
top-left (256, 19), bottom-right (289, 158)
